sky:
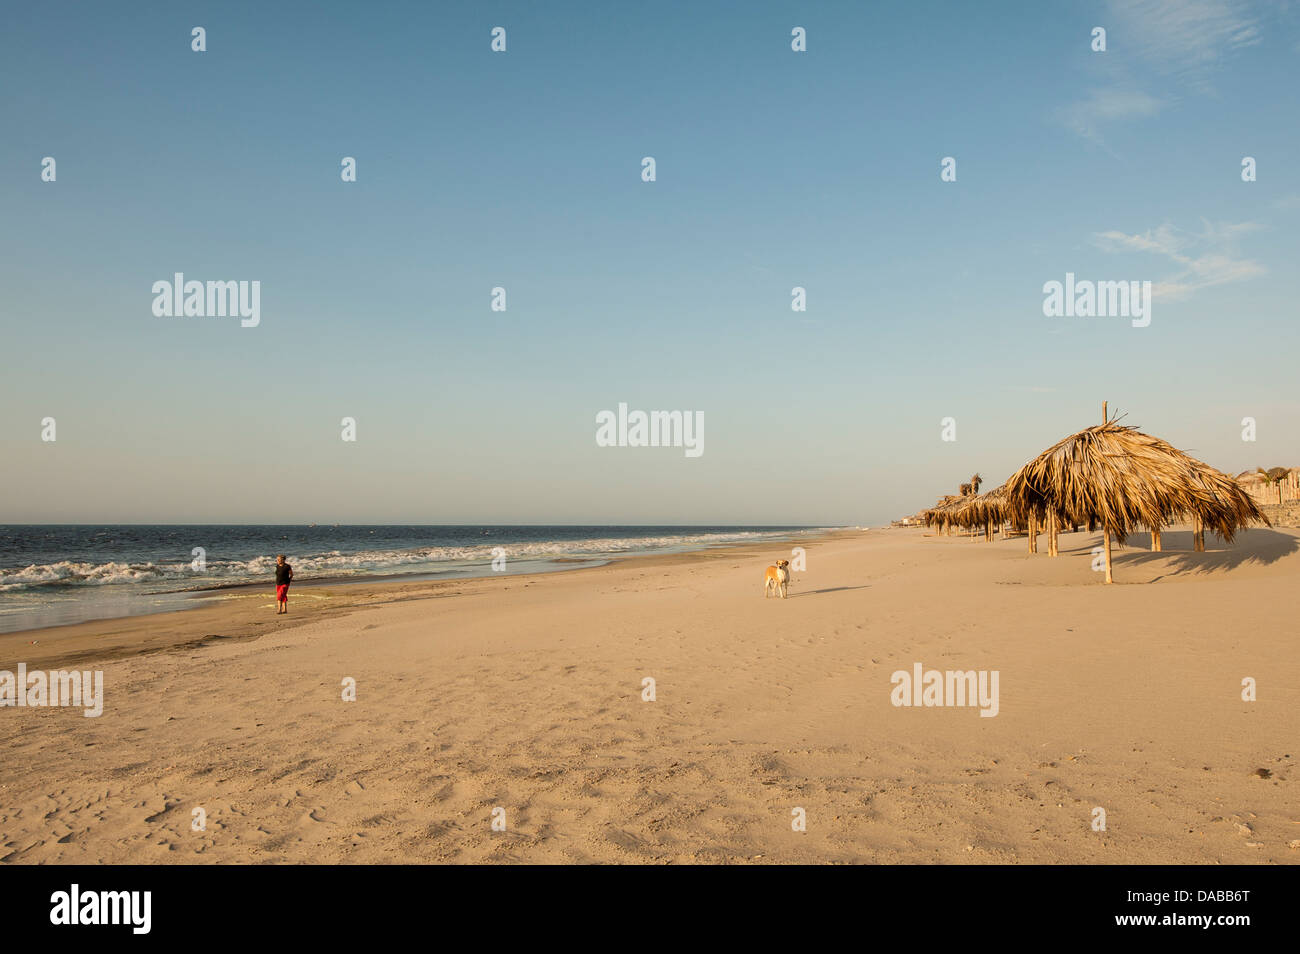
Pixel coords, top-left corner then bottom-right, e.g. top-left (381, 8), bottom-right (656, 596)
top-left (2, 0), bottom-right (1298, 526)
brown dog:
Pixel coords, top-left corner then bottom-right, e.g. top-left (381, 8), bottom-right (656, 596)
top-left (764, 559), bottom-right (790, 599)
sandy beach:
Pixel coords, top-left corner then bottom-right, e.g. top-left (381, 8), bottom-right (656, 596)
top-left (2, 526), bottom-right (1296, 865)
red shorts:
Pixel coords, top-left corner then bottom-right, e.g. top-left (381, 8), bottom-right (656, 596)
top-left (276, 584), bottom-right (289, 601)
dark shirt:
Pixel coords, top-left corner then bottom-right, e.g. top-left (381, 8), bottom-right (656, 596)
top-left (276, 563), bottom-right (292, 586)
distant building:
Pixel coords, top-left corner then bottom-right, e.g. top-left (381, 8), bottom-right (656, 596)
top-left (1236, 467), bottom-right (1298, 505)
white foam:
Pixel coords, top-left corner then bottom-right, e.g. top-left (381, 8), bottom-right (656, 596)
top-left (0, 529), bottom-right (831, 594)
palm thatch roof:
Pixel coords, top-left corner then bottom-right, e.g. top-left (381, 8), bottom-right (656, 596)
top-left (967, 484), bottom-right (1008, 526)
top-left (1005, 421), bottom-right (1269, 546)
top-left (921, 495), bottom-right (964, 530)
top-left (947, 494), bottom-right (984, 529)
top-left (924, 491), bottom-right (1005, 533)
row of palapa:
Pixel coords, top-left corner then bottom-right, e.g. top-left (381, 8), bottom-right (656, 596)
top-left (920, 405), bottom-right (1269, 583)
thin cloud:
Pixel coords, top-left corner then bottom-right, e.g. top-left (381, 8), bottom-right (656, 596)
top-left (1059, 1), bottom-right (1263, 145)
top-left (1056, 88), bottom-right (1166, 149)
top-left (1106, 0), bottom-right (1262, 86)
top-left (1092, 220), bottom-right (1266, 301)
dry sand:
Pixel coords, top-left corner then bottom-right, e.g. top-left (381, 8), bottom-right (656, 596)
top-left (2, 526), bottom-right (1297, 864)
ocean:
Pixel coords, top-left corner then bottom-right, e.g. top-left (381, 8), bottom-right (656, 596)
top-left (0, 525), bottom-right (828, 633)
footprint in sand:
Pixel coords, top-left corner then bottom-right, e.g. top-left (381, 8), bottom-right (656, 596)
top-left (298, 808), bottom-right (327, 826)
top-left (143, 798), bottom-right (182, 823)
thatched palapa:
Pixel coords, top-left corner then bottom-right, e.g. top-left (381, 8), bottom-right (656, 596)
top-left (969, 484), bottom-right (1008, 541)
top-left (922, 495), bottom-right (964, 534)
top-left (1005, 418), bottom-right (1269, 582)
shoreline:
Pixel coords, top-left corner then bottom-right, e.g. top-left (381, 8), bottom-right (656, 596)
top-left (0, 526), bottom-right (845, 639)
top-left (0, 529), bottom-right (852, 670)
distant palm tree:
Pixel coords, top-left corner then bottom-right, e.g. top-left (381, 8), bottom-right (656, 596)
top-left (1258, 466), bottom-right (1290, 504)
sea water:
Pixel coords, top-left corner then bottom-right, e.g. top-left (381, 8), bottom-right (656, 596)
top-left (0, 525), bottom-right (828, 633)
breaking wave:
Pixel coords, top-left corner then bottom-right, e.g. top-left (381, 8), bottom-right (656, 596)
top-left (0, 529), bottom-right (825, 593)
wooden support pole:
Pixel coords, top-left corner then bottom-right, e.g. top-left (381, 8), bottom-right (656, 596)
top-left (1103, 529), bottom-right (1113, 583)
top-left (1151, 527), bottom-right (1162, 552)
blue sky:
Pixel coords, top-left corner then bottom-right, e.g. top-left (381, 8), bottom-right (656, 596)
top-left (2, 0), bottom-right (1298, 525)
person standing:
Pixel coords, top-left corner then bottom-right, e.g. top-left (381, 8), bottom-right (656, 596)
top-left (275, 554), bottom-right (293, 614)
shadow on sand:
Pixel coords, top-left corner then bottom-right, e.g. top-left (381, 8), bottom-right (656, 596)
top-left (787, 585), bottom-right (872, 598)
top-left (1055, 528), bottom-right (1298, 578)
